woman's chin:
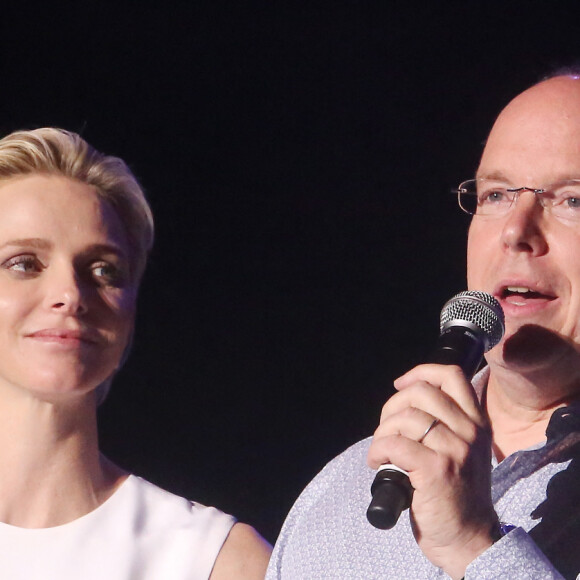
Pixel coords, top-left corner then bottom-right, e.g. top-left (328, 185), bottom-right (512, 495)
top-left (10, 373), bottom-right (105, 403)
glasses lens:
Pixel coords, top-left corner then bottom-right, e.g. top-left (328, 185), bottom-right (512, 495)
top-left (551, 181), bottom-right (580, 221)
top-left (458, 180), bottom-right (477, 214)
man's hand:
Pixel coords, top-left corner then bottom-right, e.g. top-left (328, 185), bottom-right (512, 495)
top-left (367, 364), bottom-right (499, 579)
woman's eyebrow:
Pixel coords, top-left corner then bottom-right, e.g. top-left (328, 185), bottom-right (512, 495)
top-left (82, 243), bottom-right (128, 259)
top-left (0, 238), bottom-right (52, 250)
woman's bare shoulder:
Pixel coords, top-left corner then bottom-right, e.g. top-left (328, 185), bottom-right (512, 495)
top-left (210, 522), bottom-right (272, 580)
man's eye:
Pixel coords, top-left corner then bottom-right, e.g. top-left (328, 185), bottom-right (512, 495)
top-left (565, 196), bottom-right (580, 209)
top-left (550, 188), bottom-right (580, 211)
top-left (479, 190), bottom-right (506, 204)
top-left (3, 255), bottom-right (42, 273)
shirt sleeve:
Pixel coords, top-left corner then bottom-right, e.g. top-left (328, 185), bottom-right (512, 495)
top-left (266, 462), bottom-right (330, 579)
top-left (465, 527), bottom-right (566, 580)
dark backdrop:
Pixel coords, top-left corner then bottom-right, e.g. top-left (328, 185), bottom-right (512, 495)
top-left (1, 1), bottom-right (578, 543)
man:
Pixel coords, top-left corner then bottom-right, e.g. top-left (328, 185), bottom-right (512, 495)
top-left (267, 74), bottom-right (580, 579)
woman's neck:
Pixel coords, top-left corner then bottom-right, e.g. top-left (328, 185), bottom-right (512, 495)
top-left (0, 388), bottom-right (126, 528)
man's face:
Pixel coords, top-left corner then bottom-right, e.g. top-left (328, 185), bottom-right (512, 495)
top-left (467, 77), bottom-right (580, 372)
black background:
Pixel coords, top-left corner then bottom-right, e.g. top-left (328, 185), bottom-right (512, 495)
top-left (1, 1), bottom-right (579, 543)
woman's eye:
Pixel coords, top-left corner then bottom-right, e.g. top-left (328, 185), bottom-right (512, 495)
top-left (2, 255), bottom-right (42, 274)
top-left (92, 262), bottom-right (125, 286)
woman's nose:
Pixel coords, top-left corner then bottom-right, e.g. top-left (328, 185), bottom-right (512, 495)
top-left (44, 267), bottom-right (89, 315)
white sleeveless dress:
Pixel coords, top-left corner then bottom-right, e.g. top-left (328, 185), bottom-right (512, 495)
top-left (0, 475), bottom-right (236, 579)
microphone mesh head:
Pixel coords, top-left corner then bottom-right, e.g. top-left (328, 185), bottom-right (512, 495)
top-left (439, 291), bottom-right (505, 351)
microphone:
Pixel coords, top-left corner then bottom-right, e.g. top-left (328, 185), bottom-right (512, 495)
top-left (366, 290), bottom-right (505, 530)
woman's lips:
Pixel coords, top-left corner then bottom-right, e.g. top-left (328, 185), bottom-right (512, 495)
top-left (26, 329), bottom-right (98, 345)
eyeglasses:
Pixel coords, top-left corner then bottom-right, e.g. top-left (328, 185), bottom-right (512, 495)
top-left (456, 178), bottom-right (580, 221)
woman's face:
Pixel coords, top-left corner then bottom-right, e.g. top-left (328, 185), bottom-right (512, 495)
top-left (0, 174), bottom-right (137, 401)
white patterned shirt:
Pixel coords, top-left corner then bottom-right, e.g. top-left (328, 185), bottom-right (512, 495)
top-left (268, 371), bottom-right (580, 579)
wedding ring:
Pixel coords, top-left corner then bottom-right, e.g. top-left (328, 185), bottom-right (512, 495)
top-left (418, 418), bottom-right (440, 444)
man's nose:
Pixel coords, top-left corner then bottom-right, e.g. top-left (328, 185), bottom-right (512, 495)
top-left (500, 190), bottom-right (549, 255)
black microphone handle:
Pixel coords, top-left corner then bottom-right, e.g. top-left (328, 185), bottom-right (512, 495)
top-left (366, 326), bottom-right (485, 530)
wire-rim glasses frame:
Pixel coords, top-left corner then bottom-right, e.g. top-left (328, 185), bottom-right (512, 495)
top-left (455, 178), bottom-right (580, 220)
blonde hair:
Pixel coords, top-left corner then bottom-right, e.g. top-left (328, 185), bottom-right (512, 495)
top-left (0, 127), bottom-right (154, 281)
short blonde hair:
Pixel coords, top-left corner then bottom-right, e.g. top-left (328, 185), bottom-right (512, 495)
top-left (0, 127), bottom-right (154, 281)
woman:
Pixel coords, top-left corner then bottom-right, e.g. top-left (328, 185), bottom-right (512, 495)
top-left (0, 128), bottom-right (271, 579)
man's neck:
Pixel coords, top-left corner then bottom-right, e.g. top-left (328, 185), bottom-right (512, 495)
top-left (485, 365), bottom-right (579, 461)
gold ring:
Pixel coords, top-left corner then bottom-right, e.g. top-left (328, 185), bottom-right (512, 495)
top-left (418, 418), bottom-right (440, 444)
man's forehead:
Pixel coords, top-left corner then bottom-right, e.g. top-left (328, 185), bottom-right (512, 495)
top-left (477, 76), bottom-right (580, 181)
top-left (495, 77), bottom-right (580, 132)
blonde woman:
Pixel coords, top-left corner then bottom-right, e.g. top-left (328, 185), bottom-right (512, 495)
top-left (0, 128), bottom-right (270, 579)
